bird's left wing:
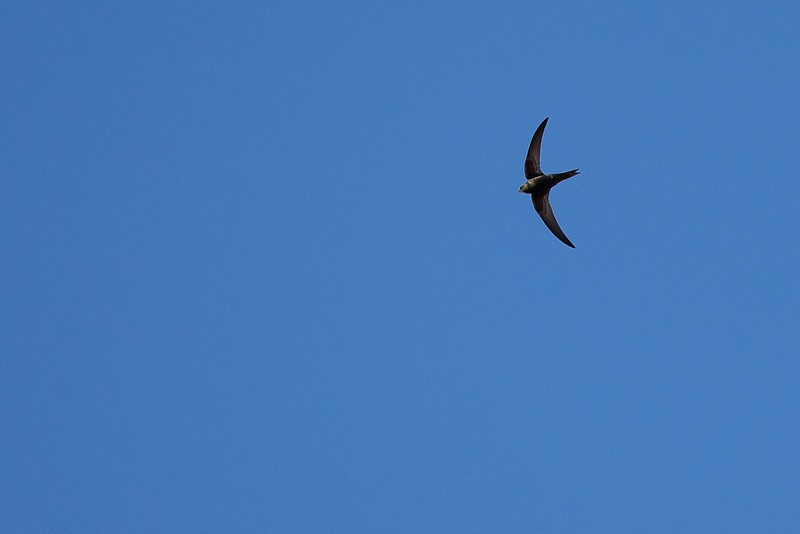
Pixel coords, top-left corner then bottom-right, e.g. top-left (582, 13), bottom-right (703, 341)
top-left (524, 117), bottom-right (548, 179)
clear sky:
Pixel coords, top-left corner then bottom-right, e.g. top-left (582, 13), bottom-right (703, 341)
top-left (2, 1), bottom-right (799, 532)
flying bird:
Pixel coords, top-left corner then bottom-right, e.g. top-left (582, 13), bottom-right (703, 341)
top-left (518, 117), bottom-right (580, 248)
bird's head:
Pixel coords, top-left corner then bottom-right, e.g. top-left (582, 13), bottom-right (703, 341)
top-left (518, 182), bottom-right (531, 194)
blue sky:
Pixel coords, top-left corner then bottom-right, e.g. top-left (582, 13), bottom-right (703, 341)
top-left (2, 1), bottom-right (799, 531)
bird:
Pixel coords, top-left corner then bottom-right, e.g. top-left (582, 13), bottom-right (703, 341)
top-left (518, 117), bottom-right (580, 248)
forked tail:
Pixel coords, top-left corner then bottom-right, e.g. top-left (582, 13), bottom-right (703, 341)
top-left (552, 169), bottom-right (579, 185)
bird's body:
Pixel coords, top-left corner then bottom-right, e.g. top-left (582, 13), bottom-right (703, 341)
top-left (519, 117), bottom-right (580, 248)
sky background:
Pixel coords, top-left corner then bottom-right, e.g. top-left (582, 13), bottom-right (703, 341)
top-left (2, 1), bottom-right (799, 532)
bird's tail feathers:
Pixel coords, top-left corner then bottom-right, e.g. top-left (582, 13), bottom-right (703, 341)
top-left (552, 169), bottom-right (579, 184)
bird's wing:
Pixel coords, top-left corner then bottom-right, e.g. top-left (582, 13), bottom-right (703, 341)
top-left (533, 191), bottom-right (575, 248)
top-left (524, 117), bottom-right (548, 179)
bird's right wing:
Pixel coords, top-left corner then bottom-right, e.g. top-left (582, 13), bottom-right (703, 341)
top-left (533, 192), bottom-right (575, 248)
top-left (524, 117), bottom-right (548, 179)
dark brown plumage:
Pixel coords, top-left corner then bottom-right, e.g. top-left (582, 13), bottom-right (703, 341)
top-left (518, 117), bottom-right (580, 248)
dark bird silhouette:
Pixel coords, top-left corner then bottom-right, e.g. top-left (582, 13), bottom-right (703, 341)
top-left (518, 117), bottom-right (580, 248)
